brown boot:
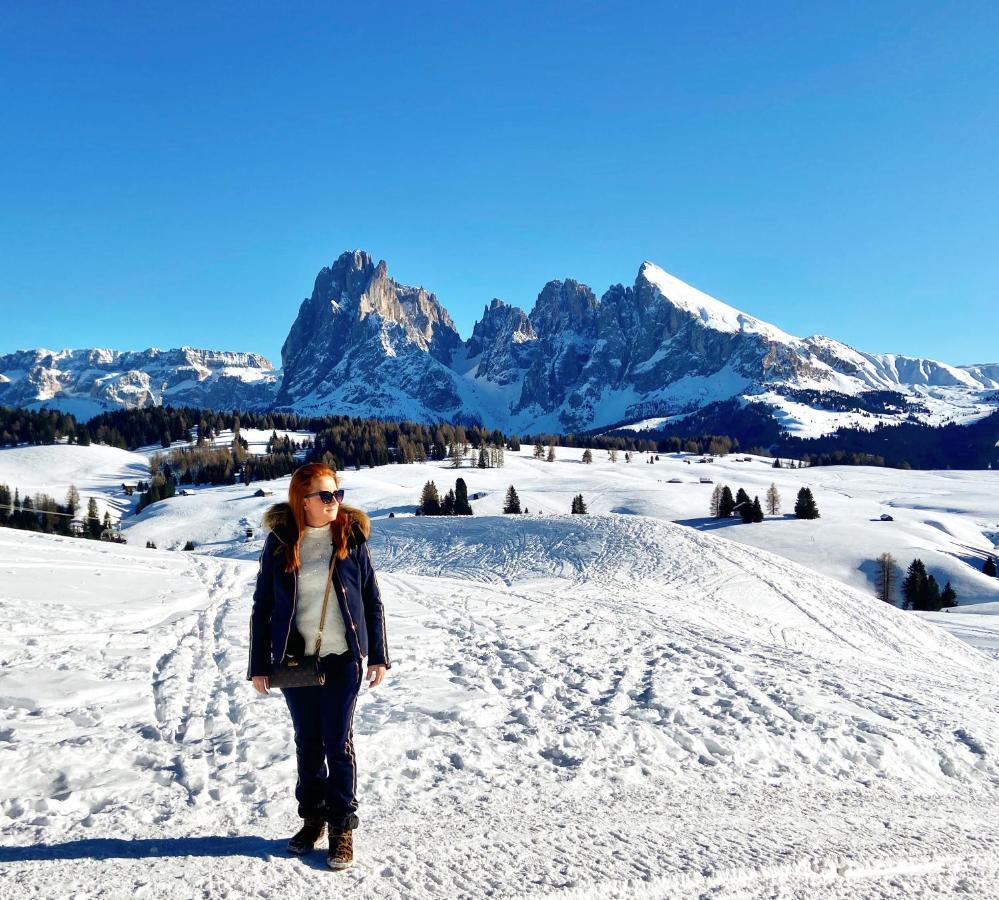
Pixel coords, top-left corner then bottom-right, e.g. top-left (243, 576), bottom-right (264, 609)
top-left (327, 829), bottom-right (353, 870)
top-left (287, 817), bottom-right (326, 855)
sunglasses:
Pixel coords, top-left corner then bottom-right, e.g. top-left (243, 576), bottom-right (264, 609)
top-left (304, 489), bottom-right (345, 504)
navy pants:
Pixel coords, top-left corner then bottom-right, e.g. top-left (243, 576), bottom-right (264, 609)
top-left (281, 650), bottom-right (363, 828)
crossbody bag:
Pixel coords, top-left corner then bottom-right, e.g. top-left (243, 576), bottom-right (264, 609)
top-left (267, 552), bottom-right (335, 689)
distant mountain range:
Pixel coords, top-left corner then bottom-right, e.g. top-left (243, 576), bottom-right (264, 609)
top-left (3, 250), bottom-right (997, 439)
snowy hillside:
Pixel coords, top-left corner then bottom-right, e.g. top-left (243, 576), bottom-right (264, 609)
top-left (3, 438), bottom-right (998, 630)
top-left (108, 447), bottom-right (998, 612)
top-left (0, 430), bottom-right (311, 527)
top-left (0, 443), bottom-right (151, 522)
top-left (3, 504), bottom-right (999, 897)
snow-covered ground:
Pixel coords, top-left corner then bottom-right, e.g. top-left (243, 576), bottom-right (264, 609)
top-left (0, 430), bottom-right (312, 525)
top-left (3, 510), bottom-right (999, 898)
top-left (2, 442), bottom-right (999, 897)
top-left (0, 443), bottom-right (150, 522)
top-left (2, 442), bottom-right (997, 624)
top-left (2, 441), bottom-right (997, 615)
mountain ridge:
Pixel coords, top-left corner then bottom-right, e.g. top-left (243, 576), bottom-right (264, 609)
top-left (2, 250), bottom-right (996, 438)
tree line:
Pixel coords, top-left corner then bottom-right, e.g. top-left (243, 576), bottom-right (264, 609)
top-left (774, 410), bottom-right (999, 470)
top-left (0, 482), bottom-right (117, 540)
top-left (4, 397), bottom-right (996, 471)
top-left (874, 553), bottom-right (960, 610)
top-left (708, 483), bottom-right (819, 523)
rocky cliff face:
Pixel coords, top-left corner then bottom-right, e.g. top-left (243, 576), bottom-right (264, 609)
top-left (6, 251), bottom-right (997, 433)
top-left (274, 250), bottom-right (467, 420)
top-left (182, 251), bottom-right (999, 433)
top-left (465, 299), bottom-right (536, 386)
top-left (459, 262), bottom-right (861, 431)
top-left (0, 347), bottom-right (277, 418)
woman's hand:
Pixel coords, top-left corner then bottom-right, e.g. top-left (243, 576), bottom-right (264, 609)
top-left (252, 675), bottom-right (270, 695)
top-left (366, 665), bottom-right (387, 688)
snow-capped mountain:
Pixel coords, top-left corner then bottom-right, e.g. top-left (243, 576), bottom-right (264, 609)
top-left (274, 250), bottom-right (466, 419)
top-left (0, 347), bottom-right (278, 420)
top-left (4, 250), bottom-right (996, 437)
top-left (272, 252), bottom-right (999, 436)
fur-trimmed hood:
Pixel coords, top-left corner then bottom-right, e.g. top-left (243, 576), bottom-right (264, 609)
top-left (262, 501), bottom-right (371, 548)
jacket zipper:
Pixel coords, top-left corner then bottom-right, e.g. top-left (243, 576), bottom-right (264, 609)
top-left (333, 561), bottom-right (360, 658)
top-left (281, 549), bottom-right (299, 664)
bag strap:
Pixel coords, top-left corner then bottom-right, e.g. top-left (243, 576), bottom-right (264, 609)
top-left (313, 551), bottom-right (335, 656)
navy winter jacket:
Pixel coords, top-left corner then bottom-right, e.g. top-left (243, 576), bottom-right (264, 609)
top-left (247, 502), bottom-right (391, 679)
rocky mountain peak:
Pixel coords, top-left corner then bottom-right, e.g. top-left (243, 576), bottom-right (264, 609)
top-left (529, 279), bottom-right (599, 338)
top-left (276, 250), bottom-right (463, 409)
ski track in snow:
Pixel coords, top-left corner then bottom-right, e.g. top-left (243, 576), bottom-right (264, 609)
top-left (2, 517), bottom-right (999, 898)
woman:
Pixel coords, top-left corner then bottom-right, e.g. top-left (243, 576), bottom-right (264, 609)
top-left (247, 463), bottom-right (390, 870)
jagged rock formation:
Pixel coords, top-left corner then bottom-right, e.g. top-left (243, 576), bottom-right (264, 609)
top-left (0, 347), bottom-right (277, 419)
top-left (4, 250), bottom-right (996, 435)
top-left (274, 250), bottom-right (466, 420)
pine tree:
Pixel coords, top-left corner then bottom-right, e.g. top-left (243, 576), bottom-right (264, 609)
top-left (624, 451), bottom-right (631, 463)
top-left (454, 478), bottom-right (472, 515)
top-left (718, 486), bottom-right (735, 518)
top-left (441, 489), bottom-right (456, 515)
top-left (571, 494), bottom-right (588, 514)
top-left (582, 449), bottom-right (593, 464)
top-left (709, 484), bottom-right (723, 517)
top-left (984, 556), bottom-right (998, 577)
top-left (751, 496), bottom-right (764, 523)
top-left (738, 498), bottom-right (755, 523)
top-left (546, 445), bottom-right (555, 462)
top-left (922, 574), bottom-right (942, 612)
top-left (608, 448), bottom-right (618, 463)
top-left (86, 497), bottom-right (101, 539)
top-left (419, 480), bottom-right (441, 516)
top-left (735, 487), bottom-right (751, 507)
top-left (478, 447), bottom-right (488, 468)
top-left (940, 581), bottom-right (958, 608)
top-left (902, 559), bottom-right (928, 610)
top-left (765, 483), bottom-right (780, 516)
top-left (503, 485), bottom-right (521, 514)
top-left (20, 496), bottom-right (39, 531)
top-left (533, 441), bottom-right (545, 459)
top-left (65, 484), bottom-right (80, 516)
top-left (772, 458), bottom-right (782, 468)
top-left (449, 443), bottom-right (464, 468)
top-left (875, 552), bottom-right (900, 604)
top-left (794, 487), bottom-right (820, 519)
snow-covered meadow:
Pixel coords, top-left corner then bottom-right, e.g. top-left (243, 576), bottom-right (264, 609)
top-left (2, 441), bottom-right (999, 898)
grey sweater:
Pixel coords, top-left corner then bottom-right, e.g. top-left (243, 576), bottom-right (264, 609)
top-left (294, 524), bottom-right (348, 656)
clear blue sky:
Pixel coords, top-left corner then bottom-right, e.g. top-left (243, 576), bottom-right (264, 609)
top-left (1, 1), bottom-right (997, 368)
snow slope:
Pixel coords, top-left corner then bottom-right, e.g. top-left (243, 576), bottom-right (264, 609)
top-left (3, 441), bottom-right (996, 616)
top-left (111, 447), bottom-right (999, 613)
top-left (0, 444), bottom-right (151, 522)
top-left (3, 509), bottom-right (999, 898)
top-left (640, 262), bottom-right (798, 343)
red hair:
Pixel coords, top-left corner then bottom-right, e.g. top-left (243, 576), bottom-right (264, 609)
top-left (283, 463), bottom-right (351, 573)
